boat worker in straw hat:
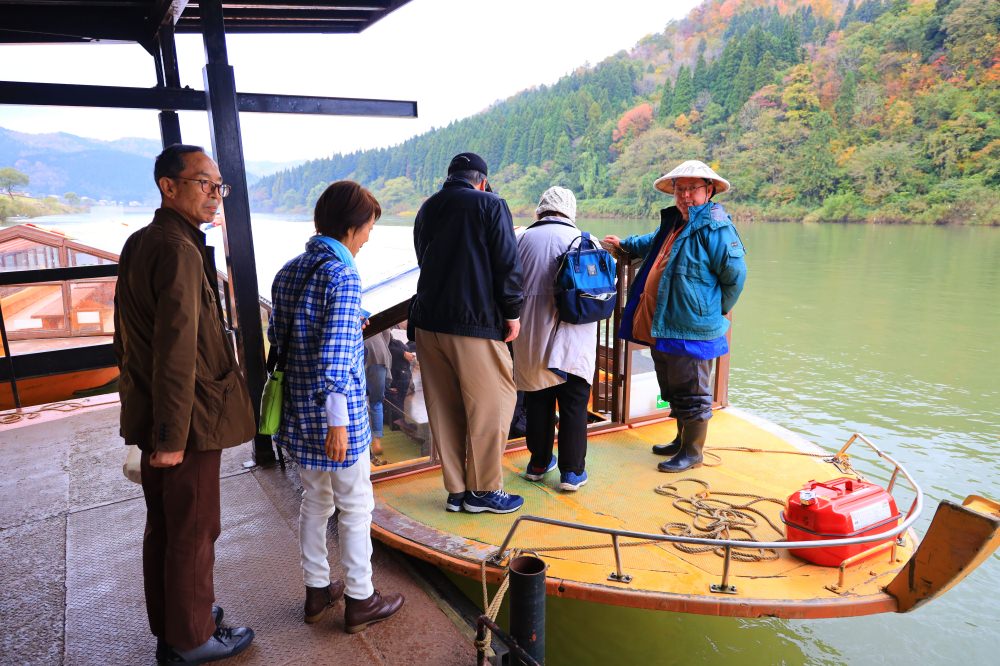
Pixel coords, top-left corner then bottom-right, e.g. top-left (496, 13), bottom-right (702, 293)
top-left (603, 160), bottom-right (747, 473)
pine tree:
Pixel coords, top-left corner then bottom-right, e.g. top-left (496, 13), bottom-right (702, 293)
top-left (755, 51), bottom-right (778, 90)
top-left (839, 0), bottom-right (857, 29)
top-left (658, 79), bottom-right (674, 118)
top-left (834, 70), bottom-right (857, 126)
top-left (727, 54), bottom-right (756, 116)
top-left (670, 66), bottom-right (695, 117)
top-left (693, 52), bottom-right (709, 93)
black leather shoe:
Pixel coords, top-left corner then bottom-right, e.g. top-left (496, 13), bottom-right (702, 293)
top-left (163, 626), bottom-right (254, 664)
top-left (156, 606), bottom-right (224, 662)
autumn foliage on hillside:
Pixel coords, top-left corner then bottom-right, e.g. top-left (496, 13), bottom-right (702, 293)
top-left (254, 0), bottom-right (1000, 225)
top-left (612, 104), bottom-right (654, 145)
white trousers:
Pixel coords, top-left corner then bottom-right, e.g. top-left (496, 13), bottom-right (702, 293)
top-left (298, 457), bottom-right (375, 600)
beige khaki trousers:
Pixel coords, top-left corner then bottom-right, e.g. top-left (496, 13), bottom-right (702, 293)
top-left (415, 328), bottom-right (516, 494)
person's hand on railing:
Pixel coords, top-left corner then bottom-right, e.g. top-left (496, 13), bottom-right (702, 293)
top-left (602, 235), bottom-right (628, 260)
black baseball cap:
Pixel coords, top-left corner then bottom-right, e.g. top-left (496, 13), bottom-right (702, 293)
top-left (447, 152), bottom-right (488, 176)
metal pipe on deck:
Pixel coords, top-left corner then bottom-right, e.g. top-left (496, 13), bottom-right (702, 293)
top-left (509, 555), bottom-right (547, 665)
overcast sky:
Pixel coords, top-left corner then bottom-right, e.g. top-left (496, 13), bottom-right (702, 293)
top-left (0, 0), bottom-right (700, 163)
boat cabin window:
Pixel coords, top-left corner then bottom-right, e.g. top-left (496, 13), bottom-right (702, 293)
top-left (0, 237), bottom-right (62, 271)
top-left (68, 248), bottom-right (115, 267)
top-left (0, 226), bottom-right (119, 349)
top-left (364, 318), bottom-right (433, 471)
top-left (625, 345), bottom-right (719, 421)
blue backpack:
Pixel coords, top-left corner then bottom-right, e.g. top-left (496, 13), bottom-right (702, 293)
top-left (529, 220), bottom-right (618, 324)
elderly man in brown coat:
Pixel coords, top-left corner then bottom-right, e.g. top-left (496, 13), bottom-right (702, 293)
top-left (114, 144), bottom-right (257, 664)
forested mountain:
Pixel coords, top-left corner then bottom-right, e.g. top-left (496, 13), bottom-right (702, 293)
top-left (252, 0), bottom-right (999, 224)
top-left (0, 128), bottom-right (301, 203)
top-left (0, 128), bottom-right (160, 202)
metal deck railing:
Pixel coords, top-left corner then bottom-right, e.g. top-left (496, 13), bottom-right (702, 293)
top-left (487, 433), bottom-right (924, 594)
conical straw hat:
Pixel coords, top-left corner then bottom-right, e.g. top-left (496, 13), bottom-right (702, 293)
top-left (653, 160), bottom-right (731, 195)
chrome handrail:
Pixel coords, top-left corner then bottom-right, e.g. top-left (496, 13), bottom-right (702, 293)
top-left (488, 433), bottom-right (923, 590)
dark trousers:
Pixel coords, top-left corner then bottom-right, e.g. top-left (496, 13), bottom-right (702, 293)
top-left (650, 350), bottom-right (714, 422)
top-left (141, 449), bottom-right (222, 651)
top-left (524, 373), bottom-right (591, 475)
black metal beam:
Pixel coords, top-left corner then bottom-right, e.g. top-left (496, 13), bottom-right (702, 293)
top-left (156, 23), bottom-right (183, 145)
top-left (0, 264), bottom-right (118, 287)
top-left (0, 32), bottom-right (91, 43)
top-left (0, 80), bottom-right (418, 118)
top-left (200, 0), bottom-right (274, 465)
top-left (199, 1), bottom-right (392, 7)
top-left (183, 8), bottom-right (375, 20)
top-left (0, 5), bottom-right (148, 42)
top-left (0, 344), bottom-right (117, 382)
top-left (176, 21), bottom-right (362, 33)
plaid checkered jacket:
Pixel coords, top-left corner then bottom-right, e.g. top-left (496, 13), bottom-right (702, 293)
top-left (267, 238), bottom-right (370, 470)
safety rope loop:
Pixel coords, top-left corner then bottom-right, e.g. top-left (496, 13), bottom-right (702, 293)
top-left (476, 548), bottom-right (523, 653)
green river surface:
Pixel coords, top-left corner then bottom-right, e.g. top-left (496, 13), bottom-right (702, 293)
top-left (21, 210), bottom-right (1000, 665)
top-left (463, 218), bottom-right (1000, 666)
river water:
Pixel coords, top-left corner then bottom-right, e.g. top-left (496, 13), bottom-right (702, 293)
top-left (19, 209), bottom-right (1000, 665)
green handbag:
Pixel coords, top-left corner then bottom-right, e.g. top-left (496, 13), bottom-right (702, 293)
top-left (258, 369), bottom-right (284, 436)
top-left (258, 258), bottom-right (330, 436)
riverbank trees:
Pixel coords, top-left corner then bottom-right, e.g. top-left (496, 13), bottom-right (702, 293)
top-left (252, 0), bottom-right (999, 225)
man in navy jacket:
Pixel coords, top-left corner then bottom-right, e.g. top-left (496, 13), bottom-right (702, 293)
top-left (411, 152), bottom-right (525, 514)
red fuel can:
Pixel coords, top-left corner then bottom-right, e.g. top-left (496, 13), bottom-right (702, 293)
top-left (782, 477), bottom-right (900, 567)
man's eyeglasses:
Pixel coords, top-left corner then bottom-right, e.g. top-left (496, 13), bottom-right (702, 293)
top-left (176, 176), bottom-right (231, 198)
top-left (674, 184), bottom-right (708, 196)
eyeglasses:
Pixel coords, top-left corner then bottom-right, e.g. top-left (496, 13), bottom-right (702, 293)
top-left (674, 184), bottom-right (708, 196)
top-left (176, 176), bottom-right (231, 198)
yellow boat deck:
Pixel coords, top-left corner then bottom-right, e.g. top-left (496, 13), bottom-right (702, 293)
top-left (372, 408), bottom-right (915, 619)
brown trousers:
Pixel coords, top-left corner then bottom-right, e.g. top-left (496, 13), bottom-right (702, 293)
top-left (415, 328), bottom-right (516, 494)
top-left (140, 449), bottom-right (222, 651)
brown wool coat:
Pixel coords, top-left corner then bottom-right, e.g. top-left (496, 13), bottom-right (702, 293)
top-left (113, 208), bottom-right (256, 453)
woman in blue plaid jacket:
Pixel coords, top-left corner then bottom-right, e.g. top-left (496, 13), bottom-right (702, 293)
top-left (267, 181), bottom-right (403, 633)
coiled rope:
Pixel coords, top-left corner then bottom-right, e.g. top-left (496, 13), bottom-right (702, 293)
top-left (656, 477), bottom-right (786, 561)
top-left (0, 400), bottom-right (88, 425)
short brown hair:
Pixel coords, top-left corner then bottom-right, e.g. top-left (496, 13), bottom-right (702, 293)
top-left (314, 181), bottom-right (381, 240)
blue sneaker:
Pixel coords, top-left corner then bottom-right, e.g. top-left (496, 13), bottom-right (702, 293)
top-left (524, 455), bottom-right (557, 481)
top-left (559, 471), bottom-right (588, 491)
top-left (445, 492), bottom-right (466, 512)
top-left (463, 490), bottom-right (524, 514)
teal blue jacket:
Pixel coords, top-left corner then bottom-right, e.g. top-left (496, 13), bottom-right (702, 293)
top-left (618, 202), bottom-right (747, 342)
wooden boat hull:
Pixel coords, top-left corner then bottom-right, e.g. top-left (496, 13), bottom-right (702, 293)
top-left (0, 367), bottom-right (118, 410)
top-left (372, 408), bottom-right (921, 619)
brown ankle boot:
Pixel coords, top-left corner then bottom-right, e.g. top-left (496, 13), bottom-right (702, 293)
top-left (344, 590), bottom-right (404, 634)
top-left (304, 580), bottom-right (346, 624)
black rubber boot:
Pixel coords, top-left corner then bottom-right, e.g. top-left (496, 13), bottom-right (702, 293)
top-left (651, 421), bottom-right (683, 456)
top-left (657, 420), bottom-right (707, 473)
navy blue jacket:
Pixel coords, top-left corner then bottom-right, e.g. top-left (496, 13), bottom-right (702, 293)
top-left (411, 178), bottom-right (523, 340)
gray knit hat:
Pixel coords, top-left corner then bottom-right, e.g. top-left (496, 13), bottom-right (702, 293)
top-left (535, 186), bottom-right (577, 221)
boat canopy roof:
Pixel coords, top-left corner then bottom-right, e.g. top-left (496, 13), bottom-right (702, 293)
top-left (0, 1), bottom-right (414, 46)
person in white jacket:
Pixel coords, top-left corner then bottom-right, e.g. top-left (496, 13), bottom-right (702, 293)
top-left (513, 186), bottom-right (598, 491)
